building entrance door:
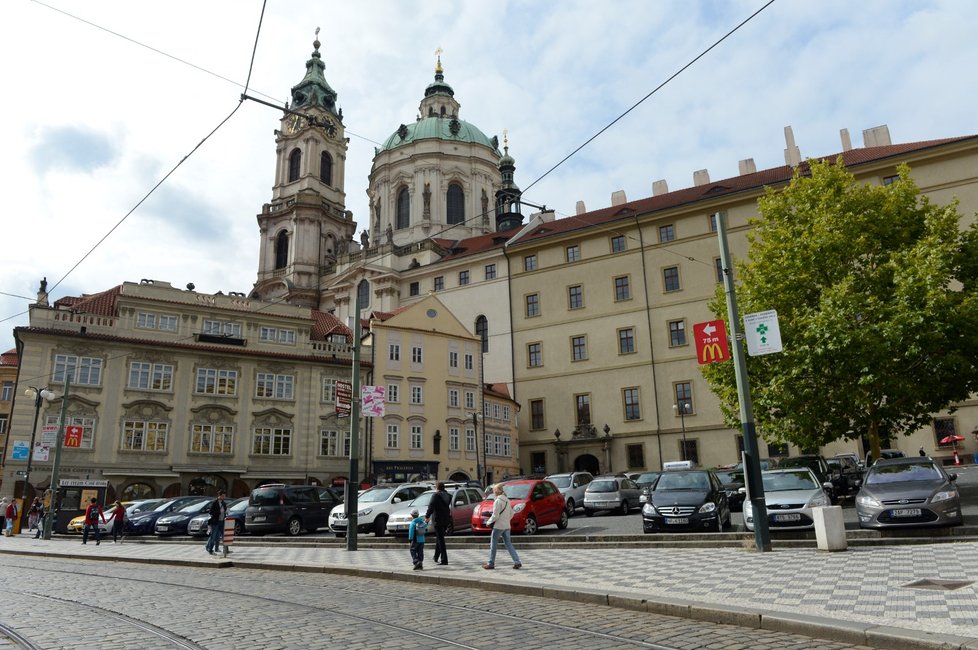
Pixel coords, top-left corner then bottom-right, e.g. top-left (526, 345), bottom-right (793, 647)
top-left (574, 454), bottom-right (599, 475)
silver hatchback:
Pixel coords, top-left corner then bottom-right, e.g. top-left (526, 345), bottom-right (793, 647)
top-left (583, 476), bottom-right (642, 515)
top-left (856, 458), bottom-right (963, 529)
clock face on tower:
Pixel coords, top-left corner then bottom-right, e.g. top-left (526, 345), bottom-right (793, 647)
top-left (286, 114), bottom-right (304, 134)
top-left (320, 117), bottom-right (338, 138)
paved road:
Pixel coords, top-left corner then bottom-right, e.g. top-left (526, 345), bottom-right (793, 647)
top-left (0, 554), bottom-right (872, 650)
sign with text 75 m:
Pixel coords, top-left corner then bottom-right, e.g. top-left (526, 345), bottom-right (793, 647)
top-left (693, 320), bottom-right (731, 365)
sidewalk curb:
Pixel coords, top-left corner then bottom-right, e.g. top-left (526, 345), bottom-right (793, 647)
top-left (6, 547), bottom-right (977, 650)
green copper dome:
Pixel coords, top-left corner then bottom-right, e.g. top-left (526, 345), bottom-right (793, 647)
top-left (379, 116), bottom-right (499, 153)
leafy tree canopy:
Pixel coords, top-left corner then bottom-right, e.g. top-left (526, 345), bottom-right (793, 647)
top-left (702, 159), bottom-right (978, 458)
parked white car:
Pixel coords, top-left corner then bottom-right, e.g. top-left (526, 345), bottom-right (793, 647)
top-left (544, 471), bottom-right (594, 516)
top-left (386, 486), bottom-right (484, 535)
top-left (329, 483), bottom-right (429, 536)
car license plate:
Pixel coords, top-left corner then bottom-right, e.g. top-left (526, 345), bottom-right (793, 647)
top-left (665, 517), bottom-right (689, 525)
top-left (157, 526), bottom-right (168, 531)
top-left (773, 513), bottom-right (801, 522)
top-left (892, 508), bottom-right (922, 518)
top-left (252, 515), bottom-right (266, 522)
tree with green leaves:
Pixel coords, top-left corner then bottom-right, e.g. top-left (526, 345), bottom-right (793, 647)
top-left (702, 159), bottom-right (978, 461)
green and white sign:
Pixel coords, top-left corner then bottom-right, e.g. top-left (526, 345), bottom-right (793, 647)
top-left (743, 310), bottom-right (783, 356)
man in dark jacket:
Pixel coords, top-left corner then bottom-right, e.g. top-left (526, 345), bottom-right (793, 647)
top-left (424, 482), bottom-right (452, 565)
top-left (205, 490), bottom-right (227, 555)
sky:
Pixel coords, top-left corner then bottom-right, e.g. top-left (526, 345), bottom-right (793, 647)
top-left (2, 0), bottom-right (976, 354)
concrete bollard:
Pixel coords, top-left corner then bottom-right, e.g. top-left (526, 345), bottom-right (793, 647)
top-left (812, 506), bottom-right (847, 551)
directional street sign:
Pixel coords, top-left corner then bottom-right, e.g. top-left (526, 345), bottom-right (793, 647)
top-left (743, 310), bottom-right (783, 356)
top-left (693, 319), bottom-right (731, 365)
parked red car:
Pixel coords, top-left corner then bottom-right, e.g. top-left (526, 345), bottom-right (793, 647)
top-left (471, 479), bottom-right (569, 535)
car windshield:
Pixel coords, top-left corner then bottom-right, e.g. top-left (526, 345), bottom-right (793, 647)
top-left (128, 500), bottom-right (163, 515)
top-left (866, 462), bottom-right (943, 485)
top-left (360, 487), bottom-right (397, 503)
top-left (153, 499), bottom-right (182, 513)
top-left (547, 476), bottom-right (572, 488)
top-left (228, 499), bottom-right (248, 514)
top-left (762, 470), bottom-right (818, 491)
top-left (655, 472), bottom-right (709, 491)
top-left (501, 483), bottom-right (532, 500)
top-left (176, 499), bottom-right (208, 513)
top-left (635, 472), bottom-right (660, 486)
top-left (714, 471), bottom-right (742, 484)
top-left (411, 492), bottom-right (434, 508)
top-left (588, 479), bottom-right (619, 493)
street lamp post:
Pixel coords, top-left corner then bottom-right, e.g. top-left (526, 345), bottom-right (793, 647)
top-left (23, 387), bottom-right (55, 504)
top-left (673, 402), bottom-right (689, 461)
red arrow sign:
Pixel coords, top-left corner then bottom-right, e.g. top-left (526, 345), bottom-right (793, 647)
top-left (693, 320), bottom-right (731, 365)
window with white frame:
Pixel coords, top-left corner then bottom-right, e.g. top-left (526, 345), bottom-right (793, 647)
top-left (566, 244), bottom-right (581, 263)
top-left (122, 420), bottom-right (168, 452)
top-left (191, 424), bottom-right (234, 454)
top-left (464, 391), bottom-right (475, 410)
top-left (256, 373), bottom-right (294, 399)
top-left (319, 429), bottom-right (350, 456)
top-left (611, 234), bottom-right (626, 253)
top-left (571, 335), bottom-right (588, 361)
top-left (464, 353), bottom-right (474, 370)
top-left (524, 255), bottom-right (537, 271)
top-left (389, 343), bottom-right (401, 361)
top-left (411, 346), bottom-right (423, 364)
top-left (203, 319), bottom-right (241, 337)
top-left (410, 385), bottom-right (423, 404)
top-left (128, 362), bottom-right (174, 391)
top-left (252, 427), bottom-right (291, 455)
top-left (159, 314), bottom-right (178, 331)
top-left (465, 427), bottom-right (476, 452)
top-left (386, 424), bottom-right (399, 448)
top-left (387, 383), bottom-right (399, 403)
top-left (449, 389), bottom-right (460, 408)
top-left (260, 327), bottom-right (297, 344)
top-left (1, 382), bottom-right (13, 401)
top-left (449, 427), bottom-right (460, 451)
top-left (623, 387), bottom-right (641, 421)
top-left (195, 368), bottom-right (237, 396)
top-left (449, 351), bottom-right (459, 368)
top-left (322, 377), bottom-right (337, 403)
top-left (503, 435), bottom-right (512, 458)
top-left (136, 312), bottom-right (157, 329)
top-left (459, 270), bottom-right (470, 286)
top-left (54, 354), bottom-right (103, 386)
top-left (46, 415), bottom-right (95, 448)
top-left (0, 415), bottom-right (7, 434)
top-left (410, 425), bottom-right (423, 449)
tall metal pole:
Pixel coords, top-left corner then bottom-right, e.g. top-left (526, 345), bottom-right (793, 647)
top-left (42, 376), bottom-right (70, 540)
top-left (716, 212), bottom-right (771, 552)
top-left (346, 286), bottom-right (363, 552)
top-left (22, 388), bottom-right (48, 505)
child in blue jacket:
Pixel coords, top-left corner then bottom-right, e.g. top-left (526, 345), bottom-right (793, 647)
top-left (408, 508), bottom-right (427, 570)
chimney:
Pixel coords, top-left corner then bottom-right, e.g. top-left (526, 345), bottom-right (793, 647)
top-left (575, 200), bottom-right (586, 215)
top-left (738, 158), bottom-right (757, 175)
top-left (652, 179), bottom-right (669, 196)
top-left (863, 124), bottom-right (891, 147)
top-left (783, 126), bottom-right (801, 167)
top-left (611, 190), bottom-right (627, 206)
top-left (840, 128), bottom-right (853, 152)
top-left (693, 169), bottom-right (710, 186)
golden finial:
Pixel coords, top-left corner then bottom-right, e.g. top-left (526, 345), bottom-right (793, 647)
top-left (434, 47), bottom-right (443, 74)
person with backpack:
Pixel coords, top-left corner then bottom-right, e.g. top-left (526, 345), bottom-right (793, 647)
top-left (82, 497), bottom-right (106, 545)
top-left (424, 481), bottom-right (452, 565)
top-left (407, 507), bottom-right (427, 570)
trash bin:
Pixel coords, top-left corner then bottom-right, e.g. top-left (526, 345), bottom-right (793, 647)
top-left (813, 506), bottom-right (847, 552)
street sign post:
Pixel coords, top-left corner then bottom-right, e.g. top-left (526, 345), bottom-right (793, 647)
top-left (744, 310), bottom-right (783, 356)
top-left (693, 319), bottom-right (731, 365)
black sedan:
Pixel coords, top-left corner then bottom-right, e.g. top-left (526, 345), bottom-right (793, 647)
top-left (154, 498), bottom-right (216, 536)
top-left (713, 470), bottom-right (746, 512)
top-left (126, 496), bottom-right (210, 536)
top-left (641, 470), bottom-right (730, 533)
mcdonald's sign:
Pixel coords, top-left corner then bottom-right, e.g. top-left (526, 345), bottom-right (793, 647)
top-left (693, 320), bottom-right (731, 365)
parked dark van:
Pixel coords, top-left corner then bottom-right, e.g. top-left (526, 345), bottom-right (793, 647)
top-left (245, 484), bottom-right (330, 536)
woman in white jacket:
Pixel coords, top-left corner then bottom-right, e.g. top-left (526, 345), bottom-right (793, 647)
top-left (483, 483), bottom-right (522, 569)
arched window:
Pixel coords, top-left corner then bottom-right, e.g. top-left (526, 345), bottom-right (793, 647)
top-left (320, 152), bottom-right (332, 185)
top-left (447, 183), bottom-right (464, 225)
top-left (275, 231), bottom-right (289, 269)
top-left (120, 482), bottom-right (155, 500)
top-left (188, 475), bottom-right (228, 496)
top-left (288, 148), bottom-right (301, 182)
top-left (396, 187), bottom-right (410, 229)
top-left (475, 315), bottom-right (488, 353)
top-left (356, 279), bottom-right (370, 309)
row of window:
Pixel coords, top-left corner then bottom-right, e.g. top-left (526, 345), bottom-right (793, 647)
top-left (527, 381), bottom-right (694, 430)
top-left (287, 148), bottom-right (332, 186)
top-left (387, 343), bottom-right (476, 370)
top-left (385, 423), bottom-right (512, 457)
top-left (394, 183), bottom-right (466, 230)
top-left (524, 271), bottom-right (683, 320)
top-left (408, 263), bottom-right (497, 297)
top-left (124, 364), bottom-right (297, 400)
top-left (525, 319), bottom-right (700, 367)
top-left (133, 314), bottom-right (300, 344)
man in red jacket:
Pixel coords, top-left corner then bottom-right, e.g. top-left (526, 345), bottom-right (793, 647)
top-left (82, 497), bottom-right (106, 545)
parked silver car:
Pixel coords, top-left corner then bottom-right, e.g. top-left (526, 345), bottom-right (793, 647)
top-left (386, 486), bottom-right (484, 535)
top-left (544, 471), bottom-right (593, 516)
top-left (856, 457), bottom-right (963, 529)
top-left (743, 468), bottom-right (831, 531)
top-left (583, 475), bottom-right (642, 515)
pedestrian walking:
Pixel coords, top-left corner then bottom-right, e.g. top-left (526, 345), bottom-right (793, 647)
top-left (483, 483), bottom-right (521, 570)
top-left (205, 490), bottom-right (227, 555)
top-left (33, 499), bottom-right (45, 539)
top-left (919, 446), bottom-right (927, 457)
top-left (107, 500), bottom-right (126, 543)
top-left (408, 508), bottom-right (427, 570)
top-left (4, 498), bottom-right (18, 537)
top-left (424, 481), bottom-right (452, 565)
top-left (81, 497), bottom-right (105, 545)
top-left (28, 498), bottom-right (43, 530)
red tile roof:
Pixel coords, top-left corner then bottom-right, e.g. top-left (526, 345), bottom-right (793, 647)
top-left (53, 286), bottom-right (122, 316)
top-left (311, 310), bottom-right (352, 342)
top-left (0, 348), bottom-right (17, 366)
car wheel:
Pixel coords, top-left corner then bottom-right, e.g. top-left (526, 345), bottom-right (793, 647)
top-left (565, 498), bottom-right (575, 517)
top-left (286, 517), bottom-right (302, 537)
top-left (557, 510), bottom-right (569, 529)
top-left (523, 515), bottom-right (538, 535)
top-left (234, 521), bottom-right (243, 536)
top-left (619, 500), bottom-right (629, 515)
top-left (373, 515), bottom-right (388, 537)
top-left (584, 508), bottom-right (594, 517)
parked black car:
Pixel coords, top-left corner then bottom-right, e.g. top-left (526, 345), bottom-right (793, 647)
top-left (713, 469), bottom-right (746, 511)
top-left (641, 470), bottom-right (730, 533)
top-left (245, 484), bottom-right (331, 536)
top-left (154, 498), bottom-right (215, 536)
top-left (125, 496), bottom-right (211, 536)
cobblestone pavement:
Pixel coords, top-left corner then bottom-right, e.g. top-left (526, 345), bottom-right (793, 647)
top-left (1, 535), bottom-right (977, 649)
top-left (0, 554), bottom-right (873, 650)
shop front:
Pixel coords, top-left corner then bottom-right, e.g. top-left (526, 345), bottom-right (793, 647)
top-left (372, 460), bottom-right (439, 484)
